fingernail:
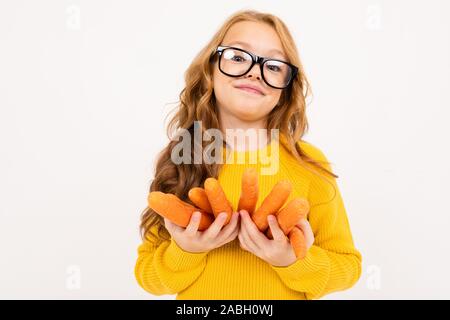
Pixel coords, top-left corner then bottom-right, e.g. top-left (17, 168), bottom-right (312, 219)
top-left (193, 212), bottom-right (200, 219)
top-left (219, 212), bottom-right (227, 219)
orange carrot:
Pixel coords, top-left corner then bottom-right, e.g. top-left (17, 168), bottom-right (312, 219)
top-left (252, 180), bottom-right (292, 232)
top-left (204, 177), bottom-right (233, 225)
top-left (237, 167), bottom-right (259, 215)
top-left (266, 198), bottom-right (309, 238)
top-left (289, 226), bottom-right (308, 259)
top-left (148, 191), bottom-right (213, 231)
top-left (188, 187), bottom-right (213, 214)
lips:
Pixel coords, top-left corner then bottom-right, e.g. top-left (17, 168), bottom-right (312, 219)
top-left (235, 84), bottom-right (264, 95)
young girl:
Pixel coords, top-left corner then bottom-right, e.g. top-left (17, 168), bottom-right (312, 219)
top-left (134, 10), bottom-right (362, 300)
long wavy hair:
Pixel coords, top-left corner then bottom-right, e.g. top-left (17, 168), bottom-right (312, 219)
top-left (139, 9), bottom-right (338, 244)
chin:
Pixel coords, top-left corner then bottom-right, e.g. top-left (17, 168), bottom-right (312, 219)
top-left (232, 98), bottom-right (264, 109)
top-left (233, 109), bottom-right (263, 121)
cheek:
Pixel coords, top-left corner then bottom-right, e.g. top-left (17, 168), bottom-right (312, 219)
top-left (212, 73), bottom-right (234, 105)
top-left (212, 68), bottom-right (282, 115)
top-left (256, 91), bottom-right (282, 113)
top-left (212, 67), bottom-right (223, 94)
top-left (265, 91), bottom-right (282, 106)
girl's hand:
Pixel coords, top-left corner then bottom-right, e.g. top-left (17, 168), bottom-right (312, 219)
top-left (164, 211), bottom-right (240, 253)
top-left (238, 210), bottom-right (314, 267)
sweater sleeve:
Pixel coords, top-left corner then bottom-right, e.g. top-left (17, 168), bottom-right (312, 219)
top-left (134, 225), bottom-right (208, 296)
top-left (270, 142), bottom-right (362, 299)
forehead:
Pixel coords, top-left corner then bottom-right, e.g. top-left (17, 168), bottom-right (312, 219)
top-left (222, 21), bottom-right (287, 60)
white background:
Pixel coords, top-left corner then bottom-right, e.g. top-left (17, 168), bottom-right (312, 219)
top-left (1, 0), bottom-right (449, 299)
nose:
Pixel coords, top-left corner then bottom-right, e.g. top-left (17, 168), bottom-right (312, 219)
top-left (244, 63), bottom-right (262, 81)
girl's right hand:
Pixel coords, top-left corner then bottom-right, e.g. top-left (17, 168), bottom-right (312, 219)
top-left (164, 211), bottom-right (240, 253)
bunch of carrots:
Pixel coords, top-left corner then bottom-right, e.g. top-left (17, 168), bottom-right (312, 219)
top-left (148, 168), bottom-right (310, 259)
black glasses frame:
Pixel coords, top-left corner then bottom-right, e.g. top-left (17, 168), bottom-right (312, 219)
top-left (212, 45), bottom-right (298, 89)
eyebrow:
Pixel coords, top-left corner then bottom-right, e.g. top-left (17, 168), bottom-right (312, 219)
top-left (225, 41), bottom-right (287, 60)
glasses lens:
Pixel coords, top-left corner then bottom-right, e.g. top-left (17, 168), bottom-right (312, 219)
top-left (219, 48), bottom-right (253, 76)
top-left (263, 60), bottom-right (293, 88)
top-left (218, 47), bottom-right (294, 88)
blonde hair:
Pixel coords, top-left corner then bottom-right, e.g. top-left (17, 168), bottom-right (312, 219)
top-left (139, 9), bottom-right (337, 244)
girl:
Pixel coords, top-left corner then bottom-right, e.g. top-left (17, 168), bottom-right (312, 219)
top-left (135, 10), bottom-right (362, 300)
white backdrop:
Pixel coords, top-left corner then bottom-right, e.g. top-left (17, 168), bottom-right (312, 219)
top-left (1, 0), bottom-right (449, 299)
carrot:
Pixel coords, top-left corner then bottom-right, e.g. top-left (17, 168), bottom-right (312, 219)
top-left (237, 167), bottom-right (259, 215)
top-left (148, 191), bottom-right (213, 231)
top-left (252, 180), bottom-right (292, 232)
top-left (204, 177), bottom-right (233, 224)
top-left (289, 226), bottom-right (308, 259)
top-left (266, 198), bottom-right (309, 238)
top-left (188, 187), bottom-right (213, 214)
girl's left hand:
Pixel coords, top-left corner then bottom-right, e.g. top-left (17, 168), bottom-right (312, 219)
top-left (238, 210), bottom-right (315, 267)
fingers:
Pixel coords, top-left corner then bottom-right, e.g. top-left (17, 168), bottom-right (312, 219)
top-left (201, 212), bottom-right (228, 240)
top-left (217, 212), bottom-right (240, 241)
top-left (220, 227), bottom-right (239, 246)
top-left (296, 219), bottom-right (315, 248)
top-left (239, 214), bottom-right (261, 252)
top-left (238, 232), bottom-right (251, 251)
top-left (267, 215), bottom-right (287, 242)
top-left (184, 211), bottom-right (201, 237)
top-left (164, 217), bottom-right (181, 235)
top-left (240, 210), bottom-right (268, 245)
top-left (238, 228), bottom-right (263, 261)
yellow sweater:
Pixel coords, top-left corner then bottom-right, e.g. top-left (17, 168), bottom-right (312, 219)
top-left (134, 139), bottom-right (362, 300)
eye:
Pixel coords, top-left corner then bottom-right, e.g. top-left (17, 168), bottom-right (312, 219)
top-left (265, 61), bottom-right (286, 73)
top-left (231, 54), bottom-right (246, 62)
top-left (267, 65), bottom-right (281, 72)
top-left (223, 49), bottom-right (250, 63)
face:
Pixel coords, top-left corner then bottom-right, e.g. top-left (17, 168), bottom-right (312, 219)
top-left (212, 21), bottom-right (287, 123)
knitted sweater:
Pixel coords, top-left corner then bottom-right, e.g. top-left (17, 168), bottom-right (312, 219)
top-left (134, 138), bottom-right (362, 299)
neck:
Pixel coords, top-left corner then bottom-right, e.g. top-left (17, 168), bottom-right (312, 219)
top-left (219, 110), bottom-right (270, 151)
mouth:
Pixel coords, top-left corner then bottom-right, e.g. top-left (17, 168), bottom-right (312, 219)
top-left (234, 85), bottom-right (265, 96)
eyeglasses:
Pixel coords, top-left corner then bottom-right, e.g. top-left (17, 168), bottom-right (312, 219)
top-left (211, 45), bottom-right (298, 89)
